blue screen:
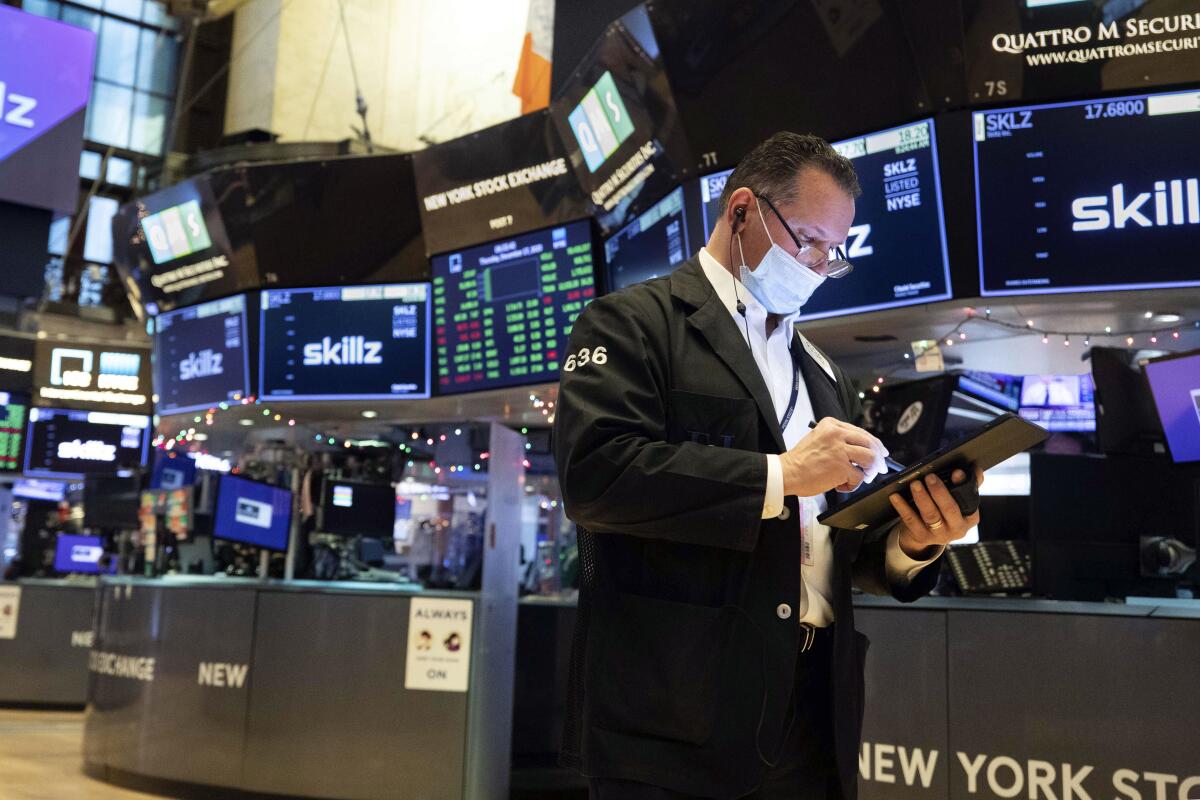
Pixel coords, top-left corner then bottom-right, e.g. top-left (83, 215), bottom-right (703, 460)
top-left (974, 89), bottom-right (1200, 296)
top-left (699, 169), bottom-right (731, 242)
top-left (213, 474), bottom-right (292, 551)
top-left (154, 295), bottom-right (250, 414)
top-left (603, 186), bottom-right (690, 291)
top-left (1018, 374), bottom-right (1096, 432)
top-left (54, 533), bottom-right (113, 574)
top-left (431, 219), bottom-right (596, 394)
top-left (151, 451), bottom-right (197, 488)
top-left (958, 371), bottom-right (1023, 412)
top-left (260, 284), bottom-right (431, 401)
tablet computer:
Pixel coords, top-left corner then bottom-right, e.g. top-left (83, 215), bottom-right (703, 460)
top-left (818, 413), bottom-right (1048, 531)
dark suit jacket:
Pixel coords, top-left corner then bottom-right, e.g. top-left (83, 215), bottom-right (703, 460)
top-left (553, 256), bottom-right (941, 800)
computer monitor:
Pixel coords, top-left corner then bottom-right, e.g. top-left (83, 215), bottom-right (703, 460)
top-left (260, 283), bottom-right (432, 401)
top-left (82, 475), bottom-right (140, 530)
top-left (0, 390), bottom-right (27, 473)
top-left (431, 219), bottom-right (596, 394)
top-left (1091, 347), bottom-right (1164, 457)
top-left (153, 295), bottom-right (251, 414)
top-left (1017, 374), bottom-right (1096, 432)
top-left (54, 533), bottom-right (115, 575)
top-left (955, 371), bottom-right (1023, 413)
top-left (319, 479), bottom-right (396, 539)
top-left (151, 451), bottom-right (197, 489)
top-left (860, 374), bottom-right (958, 466)
top-left (212, 474), bottom-right (292, 551)
top-left (603, 186), bottom-right (690, 291)
top-left (974, 88), bottom-right (1200, 296)
top-left (23, 408), bottom-right (150, 479)
top-left (699, 169), bottom-right (732, 243)
top-left (12, 478), bottom-right (67, 502)
top-left (1143, 349), bottom-right (1200, 463)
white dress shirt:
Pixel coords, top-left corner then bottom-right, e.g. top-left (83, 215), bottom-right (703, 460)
top-left (698, 248), bottom-right (943, 627)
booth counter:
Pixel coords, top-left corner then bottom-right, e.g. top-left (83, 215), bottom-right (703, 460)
top-left (515, 595), bottom-right (1200, 800)
top-left (0, 578), bottom-right (97, 706)
top-left (81, 576), bottom-right (506, 800)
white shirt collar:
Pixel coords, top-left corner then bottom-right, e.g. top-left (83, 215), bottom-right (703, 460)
top-left (697, 247), bottom-right (803, 334)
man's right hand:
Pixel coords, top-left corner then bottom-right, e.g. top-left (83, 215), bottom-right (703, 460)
top-left (780, 417), bottom-right (890, 496)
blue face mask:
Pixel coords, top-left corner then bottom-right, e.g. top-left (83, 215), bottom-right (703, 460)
top-left (737, 201), bottom-right (826, 314)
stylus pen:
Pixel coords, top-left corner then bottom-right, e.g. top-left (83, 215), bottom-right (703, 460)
top-left (808, 419), bottom-right (907, 473)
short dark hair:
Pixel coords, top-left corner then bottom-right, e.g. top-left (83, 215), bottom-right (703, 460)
top-left (718, 132), bottom-right (861, 214)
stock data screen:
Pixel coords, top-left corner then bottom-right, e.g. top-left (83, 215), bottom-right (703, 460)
top-left (0, 391), bottom-right (27, 472)
top-left (432, 220), bottom-right (596, 394)
top-left (699, 168), bottom-right (732, 241)
top-left (154, 295), bottom-right (250, 414)
top-left (260, 284), bottom-right (431, 401)
top-left (974, 89), bottom-right (1200, 296)
top-left (24, 408), bottom-right (149, 478)
top-left (805, 119), bottom-right (951, 320)
top-left (603, 187), bottom-right (690, 291)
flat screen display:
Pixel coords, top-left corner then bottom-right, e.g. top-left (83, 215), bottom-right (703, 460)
top-left (1144, 350), bottom-right (1200, 464)
top-left (213, 474), bottom-right (292, 551)
top-left (803, 119), bottom-right (951, 320)
top-left (54, 533), bottom-right (113, 574)
top-left (151, 451), bottom-right (197, 489)
top-left (12, 478), bottom-right (66, 501)
top-left (974, 89), bottom-right (1200, 296)
top-left (957, 372), bottom-right (1022, 412)
top-left (699, 169), bottom-right (732, 242)
top-left (82, 475), bottom-right (140, 529)
top-left (0, 6), bottom-right (96, 213)
top-left (0, 390), bottom-right (27, 472)
top-left (23, 408), bottom-right (149, 478)
top-left (33, 341), bottom-right (152, 414)
top-left (110, 175), bottom-right (239, 317)
top-left (548, 5), bottom-right (693, 233)
top-left (1018, 374), bottom-right (1095, 432)
top-left (431, 219), bottom-right (596, 394)
top-left (320, 479), bottom-right (396, 539)
top-left (260, 283), bottom-right (431, 401)
top-left (603, 186), bottom-right (689, 291)
top-left (154, 295), bottom-right (250, 414)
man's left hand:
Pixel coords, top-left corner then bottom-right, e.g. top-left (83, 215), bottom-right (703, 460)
top-left (888, 467), bottom-right (985, 559)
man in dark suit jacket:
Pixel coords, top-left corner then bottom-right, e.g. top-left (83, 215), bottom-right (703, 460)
top-left (553, 133), bottom-right (982, 799)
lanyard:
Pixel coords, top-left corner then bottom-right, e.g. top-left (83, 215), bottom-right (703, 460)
top-left (778, 355), bottom-right (802, 434)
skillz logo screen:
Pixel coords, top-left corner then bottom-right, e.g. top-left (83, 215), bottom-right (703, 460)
top-left (974, 89), bottom-right (1200, 295)
top-left (260, 284), bottom-right (430, 400)
top-left (154, 295), bottom-right (249, 414)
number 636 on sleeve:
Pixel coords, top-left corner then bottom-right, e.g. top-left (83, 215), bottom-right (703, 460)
top-left (563, 346), bottom-right (608, 372)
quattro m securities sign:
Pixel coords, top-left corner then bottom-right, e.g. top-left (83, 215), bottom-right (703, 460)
top-left (964, 4), bottom-right (1200, 104)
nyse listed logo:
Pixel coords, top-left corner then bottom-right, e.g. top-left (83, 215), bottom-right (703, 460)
top-left (1072, 179), bottom-right (1200, 231)
top-left (235, 498), bottom-right (273, 529)
top-left (0, 81), bottom-right (36, 129)
top-left (179, 349), bottom-right (223, 381)
top-left (302, 336), bottom-right (383, 367)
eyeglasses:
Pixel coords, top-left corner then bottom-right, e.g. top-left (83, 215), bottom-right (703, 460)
top-left (755, 193), bottom-right (854, 279)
